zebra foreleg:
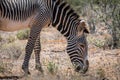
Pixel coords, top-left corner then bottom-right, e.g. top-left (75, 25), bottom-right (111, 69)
top-left (34, 36), bottom-right (43, 73)
top-left (22, 26), bottom-right (42, 75)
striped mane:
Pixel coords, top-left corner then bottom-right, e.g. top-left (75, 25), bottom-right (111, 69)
top-left (51, 0), bottom-right (80, 37)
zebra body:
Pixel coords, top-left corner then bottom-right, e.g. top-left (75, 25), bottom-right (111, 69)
top-left (0, 0), bottom-right (89, 75)
top-left (0, 0), bottom-right (47, 31)
top-left (0, 15), bottom-right (34, 31)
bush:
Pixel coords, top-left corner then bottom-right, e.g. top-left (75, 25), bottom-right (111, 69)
top-left (94, 39), bottom-right (104, 48)
top-left (0, 62), bottom-right (5, 73)
top-left (16, 29), bottom-right (30, 40)
top-left (0, 35), bottom-right (2, 42)
top-left (47, 62), bottom-right (58, 75)
top-left (87, 35), bottom-right (105, 48)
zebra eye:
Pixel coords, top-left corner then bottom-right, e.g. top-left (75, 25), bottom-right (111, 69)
top-left (77, 43), bottom-right (85, 49)
top-left (80, 43), bottom-right (85, 48)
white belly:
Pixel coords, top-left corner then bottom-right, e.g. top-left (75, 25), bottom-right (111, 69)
top-left (0, 16), bottom-right (34, 32)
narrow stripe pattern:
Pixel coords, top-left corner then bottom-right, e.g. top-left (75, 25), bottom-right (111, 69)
top-left (51, 0), bottom-right (89, 73)
top-left (0, 0), bottom-right (89, 74)
top-left (51, 0), bottom-right (79, 37)
top-left (0, 0), bottom-right (39, 21)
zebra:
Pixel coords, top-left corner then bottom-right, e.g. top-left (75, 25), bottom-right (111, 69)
top-left (0, 0), bottom-right (89, 75)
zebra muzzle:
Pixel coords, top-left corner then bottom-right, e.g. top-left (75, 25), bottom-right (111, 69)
top-left (74, 64), bottom-right (87, 74)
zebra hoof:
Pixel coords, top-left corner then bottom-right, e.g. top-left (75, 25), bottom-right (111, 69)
top-left (23, 71), bottom-right (31, 77)
top-left (24, 70), bottom-right (31, 76)
top-left (35, 65), bottom-right (44, 73)
top-left (22, 66), bottom-right (31, 75)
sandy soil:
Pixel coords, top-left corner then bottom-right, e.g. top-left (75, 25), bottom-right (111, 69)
top-left (0, 28), bottom-right (120, 80)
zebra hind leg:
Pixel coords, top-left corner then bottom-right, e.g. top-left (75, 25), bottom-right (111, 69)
top-left (34, 36), bottom-right (43, 73)
top-left (22, 26), bottom-right (42, 76)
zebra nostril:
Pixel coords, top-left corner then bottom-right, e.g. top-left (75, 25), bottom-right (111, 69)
top-left (75, 65), bottom-right (88, 74)
top-left (75, 65), bottom-right (81, 72)
top-left (75, 66), bottom-right (86, 74)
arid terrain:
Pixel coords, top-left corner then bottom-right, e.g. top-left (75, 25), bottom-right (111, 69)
top-left (0, 27), bottom-right (120, 80)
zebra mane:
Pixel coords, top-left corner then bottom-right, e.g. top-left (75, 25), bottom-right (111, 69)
top-left (52, 0), bottom-right (79, 19)
top-left (51, 0), bottom-right (80, 37)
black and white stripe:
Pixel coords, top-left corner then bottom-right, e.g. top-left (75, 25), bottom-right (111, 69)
top-left (0, 0), bottom-right (39, 21)
top-left (0, 0), bottom-right (89, 75)
top-left (51, 0), bottom-right (79, 37)
top-left (51, 0), bottom-right (88, 72)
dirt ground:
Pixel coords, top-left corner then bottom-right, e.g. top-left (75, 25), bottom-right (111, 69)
top-left (0, 28), bottom-right (120, 80)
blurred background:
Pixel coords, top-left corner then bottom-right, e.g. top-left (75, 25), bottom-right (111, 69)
top-left (0, 0), bottom-right (120, 80)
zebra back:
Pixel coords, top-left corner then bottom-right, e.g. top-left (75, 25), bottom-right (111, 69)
top-left (0, 0), bottom-right (39, 21)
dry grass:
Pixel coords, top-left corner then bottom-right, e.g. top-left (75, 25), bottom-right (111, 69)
top-left (0, 28), bottom-right (120, 80)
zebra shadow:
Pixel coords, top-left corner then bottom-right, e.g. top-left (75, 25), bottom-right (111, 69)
top-left (0, 75), bottom-right (23, 80)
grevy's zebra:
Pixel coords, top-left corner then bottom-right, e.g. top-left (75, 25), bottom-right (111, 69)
top-left (0, 0), bottom-right (89, 75)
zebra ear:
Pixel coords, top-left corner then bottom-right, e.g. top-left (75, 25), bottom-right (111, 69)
top-left (79, 20), bottom-right (90, 33)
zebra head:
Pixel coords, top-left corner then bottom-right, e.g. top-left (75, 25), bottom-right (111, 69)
top-left (67, 20), bottom-right (89, 74)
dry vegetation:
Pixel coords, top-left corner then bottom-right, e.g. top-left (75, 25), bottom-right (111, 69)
top-left (0, 27), bottom-right (120, 80)
top-left (0, 0), bottom-right (120, 80)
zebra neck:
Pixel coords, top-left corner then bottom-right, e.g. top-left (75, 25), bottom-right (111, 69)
top-left (51, 0), bottom-right (79, 38)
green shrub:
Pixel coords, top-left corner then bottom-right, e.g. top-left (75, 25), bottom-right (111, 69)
top-left (87, 35), bottom-right (105, 48)
top-left (47, 62), bottom-right (58, 75)
top-left (0, 35), bottom-right (2, 42)
top-left (0, 67), bottom-right (5, 73)
top-left (16, 29), bottom-right (30, 40)
top-left (0, 62), bottom-right (5, 73)
top-left (94, 39), bottom-right (104, 48)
